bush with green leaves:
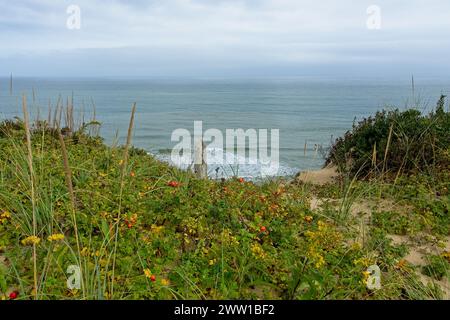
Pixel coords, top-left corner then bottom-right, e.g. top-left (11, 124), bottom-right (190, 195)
top-left (326, 95), bottom-right (450, 178)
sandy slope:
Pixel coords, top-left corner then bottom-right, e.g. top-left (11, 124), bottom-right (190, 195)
top-left (296, 164), bottom-right (339, 185)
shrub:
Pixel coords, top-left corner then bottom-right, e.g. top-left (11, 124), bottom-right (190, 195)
top-left (326, 95), bottom-right (450, 178)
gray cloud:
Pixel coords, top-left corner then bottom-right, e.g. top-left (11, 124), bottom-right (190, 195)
top-left (1, 0), bottom-right (450, 77)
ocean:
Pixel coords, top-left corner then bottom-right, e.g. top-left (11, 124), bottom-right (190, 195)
top-left (1, 77), bottom-right (449, 179)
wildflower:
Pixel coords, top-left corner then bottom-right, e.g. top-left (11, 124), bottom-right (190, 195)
top-left (21, 235), bottom-right (41, 246)
top-left (150, 275), bottom-right (156, 282)
top-left (144, 268), bottom-right (152, 279)
top-left (260, 226), bottom-right (267, 233)
top-left (151, 224), bottom-right (164, 234)
top-left (350, 242), bottom-right (362, 251)
top-left (209, 259), bottom-right (217, 266)
top-left (314, 255), bottom-right (325, 269)
top-left (251, 243), bottom-right (267, 260)
top-left (124, 214), bottom-right (138, 228)
top-left (167, 181), bottom-right (180, 187)
top-left (161, 279), bottom-right (170, 286)
top-left (353, 257), bottom-right (374, 268)
top-left (304, 215), bottom-right (313, 223)
top-left (130, 171), bottom-right (135, 177)
top-left (442, 251), bottom-right (450, 263)
top-left (48, 233), bottom-right (65, 242)
top-left (395, 259), bottom-right (408, 270)
top-left (238, 178), bottom-right (245, 183)
top-left (362, 271), bottom-right (371, 285)
top-left (81, 247), bottom-right (90, 256)
top-left (1, 211), bottom-right (11, 218)
top-left (0, 211), bottom-right (11, 224)
top-left (118, 160), bottom-right (124, 166)
top-left (9, 291), bottom-right (18, 300)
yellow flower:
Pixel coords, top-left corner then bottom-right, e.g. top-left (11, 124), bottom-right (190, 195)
top-left (1, 211), bottom-right (11, 218)
top-left (362, 271), bottom-right (371, 285)
top-left (161, 279), bottom-right (170, 286)
top-left (118, 160), bottom-right (124, 166)
top-left (48, 233), bottom-right (65, 242)
top-left (251, 243), bottom-right (267, 260)
top-left (81, 247), bottom-right (90, 256)
top-left (353, 257), bottom-right (374, 268)
top-left (314, 255), bottom-right (325, 269)
top-left (208, 259), bottom-right (217, 266)
top-left (21, 235), bottom-right (41, 246)
top-left (151, 224), bottom-right (164, 234)
top-left (144, 268), bottom-right (152, 279)
top-left (442, 251), bottom-right (450, 263)
top-left (0, 211), bottom-right (11, 224)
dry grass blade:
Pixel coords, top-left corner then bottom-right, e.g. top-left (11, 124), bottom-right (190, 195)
top-left (382, 123), bottom-right (394, 176)
top-left (57, 127), bottom-right (85, 295)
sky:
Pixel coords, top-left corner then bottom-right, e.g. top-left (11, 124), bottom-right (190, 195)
top-left (1, 0), bottom-right (450, 78)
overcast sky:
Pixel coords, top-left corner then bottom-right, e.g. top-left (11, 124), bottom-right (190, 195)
top-left (1, 0), bottom-right (450, 78)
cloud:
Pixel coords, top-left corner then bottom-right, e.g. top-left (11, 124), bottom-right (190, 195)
top-left (1, 0), bottom-right (450, 77)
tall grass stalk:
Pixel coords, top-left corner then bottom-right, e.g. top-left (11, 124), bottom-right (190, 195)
top-left (22, 94), bottom-right (39, 299)
top-left (57, 127), bottom-right (85, 297)
top-left (110, 102), bottom-right (136, 297)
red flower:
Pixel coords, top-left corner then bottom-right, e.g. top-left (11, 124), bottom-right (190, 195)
top-left (238, 178), bottom-right (245, 183)
top-left (9, 291), bottom-right (18, 300)
top-left (167, 181), bottom-right (180, 188)
top-left (260, 226), bottom-right (267, 233)
top-left (150, 275), bottom-right (156, 282)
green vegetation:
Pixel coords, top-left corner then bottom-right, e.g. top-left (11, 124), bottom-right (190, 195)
top-left (326, 95), bottom-right (450, 178)
top-left (0, 97), bottom-right (449, 300)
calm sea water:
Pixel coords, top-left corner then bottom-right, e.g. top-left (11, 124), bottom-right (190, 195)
top-left (1, 77), bottom-right (449, 178)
